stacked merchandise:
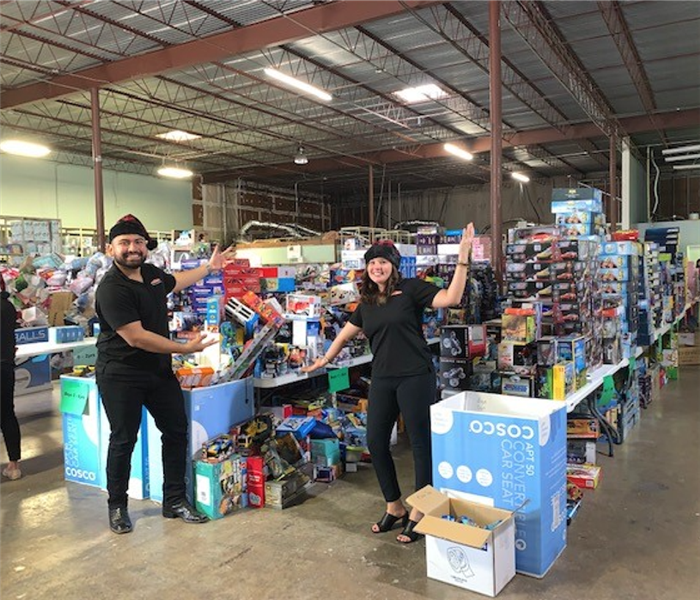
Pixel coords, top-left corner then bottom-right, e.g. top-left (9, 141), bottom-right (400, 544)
top-left (645, 227), bottom-right (685, 320)
top-left (638, 242), bottom-right (662, 347)
top-left (599, 241), bottom-right (642, 362)
top-left (501, 225), bottom-right (601, 400)
top-left (438, 324), bottom-right (487, 392)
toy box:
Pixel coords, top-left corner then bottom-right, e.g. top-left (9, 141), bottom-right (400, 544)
top-left (501, 314), bottom-right (536, 344)
top-left (566, 463), bottom-right (601, 490)
top-left (194, 454), bottom-right (248, 519)
top-left (439, 358), bottom-right (473, 391)
top-left (500, 372), bottom-right (536, 397)
top-left (408, 485), bottom-right (516, 597)
top-left (567, 418), bottom-right (599, 439)
top-left (431, 392), bottom-right (567, 578)
top-left (14, 326), bottom-right (49, 345)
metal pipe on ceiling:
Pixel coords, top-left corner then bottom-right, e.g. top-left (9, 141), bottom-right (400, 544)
top-left (489, 1), bottom-right (503, 286)
top-left (90, 87), bottom-right (105, 252)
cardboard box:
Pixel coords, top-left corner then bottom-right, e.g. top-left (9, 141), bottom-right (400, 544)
top-left (147, 377), bottom-right (254, 503)
top-left (194, 454), bottom-right (248, 519)
top-left (14, 354), bottom-right (51, 394)
top-left (566, 463), bottom-right (601, 490)
top-left (678, 346), bottom-right (700, 365)
top-left (431, 392), bottom-right (567, 578)
top-left (408, 486), bottom-right (515, 597)
top-left (60, 376), bottom-right (102, 488)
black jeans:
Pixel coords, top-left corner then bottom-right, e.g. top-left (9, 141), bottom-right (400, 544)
top-left (1, 361), bottom-right (21, 462)
top-left (367, 370), bottom-right (436, 503)
top-left (97, 364), bottom-right (187, 508)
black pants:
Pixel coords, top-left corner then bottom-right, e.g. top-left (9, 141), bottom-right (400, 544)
top-left (97, 364), bottom-right (187, 509)
top-left (1, 362), bottom-right (21, 462)
top-left (367, 370), bottom-right (436, 503)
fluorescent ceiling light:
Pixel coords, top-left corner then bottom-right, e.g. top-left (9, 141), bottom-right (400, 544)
top-left (157, 166), bottom-right (194, 179)
top-left (511, 172), bottom-right (530, 183)
top-left (444, 143), bottom-right (473, 161)
top-left (664, 153), bottom-right (700, 162)
top-left (264, 68), bottom-right (332, 102)
top-left (672, 164), bottom-right (700, 171)
top-left (156, 130), bottom-right (201, 142)
top-left (0, 139), bottom-right (51, 157)
top-left (662, 144), bottom-right (700, 155)
top-left (394, 84), bottom-right (448, 104)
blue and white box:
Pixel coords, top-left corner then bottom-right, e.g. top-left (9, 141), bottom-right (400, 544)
top-left (15, 354), bottom-right (51, 394)
top-left (60, 376), bottom-right (102, 488)
top-left (147, 377), bottom-right (255, 503)
top-left (99, 406), bottom-right (150, 500)
top-left (430, 392), bottom-right (568, 578)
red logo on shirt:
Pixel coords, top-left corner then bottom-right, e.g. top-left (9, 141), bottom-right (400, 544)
top-left (151, 278), bottom-right (162, 286)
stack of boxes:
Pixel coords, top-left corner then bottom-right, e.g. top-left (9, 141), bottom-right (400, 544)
top-left (439, 324), bottom-right (486, 392)
top-left (598, 241), bottom-right (642, 362)
top-left (638, 241), bottom-right (662, 347)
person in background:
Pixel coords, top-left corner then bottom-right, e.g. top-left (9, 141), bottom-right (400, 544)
top-left (96, 214), bottom-right (232, 534)
top-left (303, 224), bottom-right (475, 543)
top-left (1, 276), bottom-right (22, 480)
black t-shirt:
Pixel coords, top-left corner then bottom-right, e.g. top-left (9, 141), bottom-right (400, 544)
top-left (1, 291), bottom-right (17, 364)
top-left (95, 263), bottom-right (176, 374)
top-left (349, 278), bottom-right (440, 377)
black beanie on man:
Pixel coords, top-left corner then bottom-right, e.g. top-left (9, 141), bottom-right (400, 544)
top-left (364, 240), bottom-right (401, 271)
top-left (108, 214), bottom-right (157, 250)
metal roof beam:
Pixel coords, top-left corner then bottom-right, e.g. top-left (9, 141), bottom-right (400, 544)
top-left (502, 1), bottom-right (623, 139)
top-left (0, 0), bottom-right (445, 108)
top-left (202, 107), bottom-right (700, 183)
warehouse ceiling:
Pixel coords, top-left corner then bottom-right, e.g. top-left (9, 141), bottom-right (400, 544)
top-left (1, 0), bottom-right (699, 197)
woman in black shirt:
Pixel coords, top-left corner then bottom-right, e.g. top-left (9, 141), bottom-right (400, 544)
top-left (304, 223), bottom-right (474, 542)
top-left (1, 277), bottom-right (21, 480)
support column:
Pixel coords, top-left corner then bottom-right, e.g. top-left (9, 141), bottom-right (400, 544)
top-left (90, 87), bottom-right (105, 251)
top-left (489, 1), bottom-right (503, 284)
top-left (610, 134), bottom-right (618, 231)
top-left (369, 165), bottom-right (374, 229)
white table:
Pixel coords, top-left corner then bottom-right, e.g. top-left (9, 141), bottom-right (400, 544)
top-left (15, 338), bottom-right (97, 360)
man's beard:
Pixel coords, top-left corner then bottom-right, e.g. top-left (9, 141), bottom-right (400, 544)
top-left (114, 252), bottom-right (146, 270)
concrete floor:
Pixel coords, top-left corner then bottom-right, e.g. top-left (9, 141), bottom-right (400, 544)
top-left (2, 368), bottom-right (700, 600)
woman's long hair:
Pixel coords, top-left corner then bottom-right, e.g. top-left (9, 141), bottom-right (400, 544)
top-left (360, 266), bottom-right (402, 305)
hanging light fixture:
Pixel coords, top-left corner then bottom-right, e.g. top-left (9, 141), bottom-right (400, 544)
top-left (294, 145), bottom-right (309, 165)
top-left (511, 172), bottom-right (530, 183)
top-left (264, 68), bottom-right (332, 102)
top-left (0, 139), bottom-right (51, 158)
top-left (157, 165), bottom-right (194, 179)
top-left (444, 143), bottom-right (473, 161)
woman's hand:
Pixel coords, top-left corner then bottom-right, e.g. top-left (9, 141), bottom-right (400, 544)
top-left (459, 222), bottom-right (475, 263)
top-left (301, 357), bottom-right (328, 374)
top-left (208, 244), bottom-right (236, 272)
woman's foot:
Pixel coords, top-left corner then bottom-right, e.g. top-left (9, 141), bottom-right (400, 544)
top-left (397, 509), bottom-right (424, 543)
top-left (2, 462), bottom-right (21, 480)
top-left (371, 501), bottom-right (408, 533)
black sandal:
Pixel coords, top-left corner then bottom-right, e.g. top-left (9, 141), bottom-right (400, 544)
top-left (397, 519), bottom-right (423, 543)
top-left (372, 511), bottom-right (409, 533)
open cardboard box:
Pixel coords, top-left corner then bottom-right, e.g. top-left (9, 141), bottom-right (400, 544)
top-left (407, 485), bottom-right (516, 597)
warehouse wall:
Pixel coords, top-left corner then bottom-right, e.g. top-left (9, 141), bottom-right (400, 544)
top-left (0, 155), bottom-right (193, 230)
top-left (333, 180), bottom-right (555, 232)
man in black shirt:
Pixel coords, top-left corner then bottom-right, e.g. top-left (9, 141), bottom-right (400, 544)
top-left (1, 277), bottom-right (21, 480)
top-left (96, 214), bottom-right (229, 534)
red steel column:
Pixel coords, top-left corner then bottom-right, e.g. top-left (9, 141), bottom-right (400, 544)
top-left (489, 1), bottom-right (503, 284)
top-left (369, 165), bottom-right (374, 229)
top-left (91, 87), bottom-right (106, 251)
top-left (609, 134), bottom-right (617, 231)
